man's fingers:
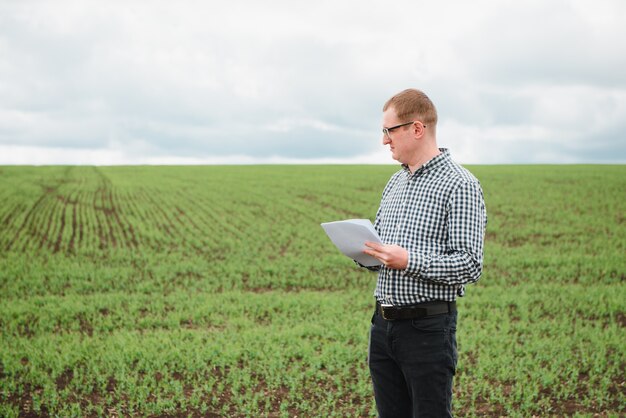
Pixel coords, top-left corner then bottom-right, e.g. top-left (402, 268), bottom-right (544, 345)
top-left (364, 241), bottom-right (384, 251)
top-left (363, 248), bottom-right (378, 257)
top-left (363, 244), bottom-right (382, 256)
top-left (363, 247), bottom-right (388, 265)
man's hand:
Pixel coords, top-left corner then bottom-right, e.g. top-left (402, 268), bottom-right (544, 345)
top-left (363, 242), bottom-right (408, 269)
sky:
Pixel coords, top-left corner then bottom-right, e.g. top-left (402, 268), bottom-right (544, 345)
top-left (1, 0), bottom-right (625, 165)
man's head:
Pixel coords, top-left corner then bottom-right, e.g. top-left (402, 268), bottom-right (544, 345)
top-left (381, 89), bottom-right (439, 167)
top-left (382, 89), bottom-right (437, 128)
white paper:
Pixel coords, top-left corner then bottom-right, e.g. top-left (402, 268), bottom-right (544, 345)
top-left (321, 219), bottom-right (383, 266)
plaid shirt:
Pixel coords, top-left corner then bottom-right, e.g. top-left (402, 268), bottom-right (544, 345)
top-left (370, 149), bottom-right (487, 305)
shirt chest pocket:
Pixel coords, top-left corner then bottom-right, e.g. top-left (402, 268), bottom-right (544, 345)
top-left (397, 189), bottom-right (449, 244)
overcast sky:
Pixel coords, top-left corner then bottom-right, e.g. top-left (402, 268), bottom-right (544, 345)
top-left (1, 0), bottom-right (625, 165)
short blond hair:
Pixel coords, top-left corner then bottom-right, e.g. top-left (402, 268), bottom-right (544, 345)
top-left (383, 89), bottom-right (437, 127)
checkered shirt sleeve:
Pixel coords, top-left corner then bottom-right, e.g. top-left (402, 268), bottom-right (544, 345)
top-left (369, 149), bottom-right (487, 305)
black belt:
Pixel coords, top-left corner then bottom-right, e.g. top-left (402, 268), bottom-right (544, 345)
top-left (376, 300), bottom-right (456, 321)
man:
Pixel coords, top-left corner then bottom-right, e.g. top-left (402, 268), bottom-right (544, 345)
top-left (361, 88), bottom-right (487, 417)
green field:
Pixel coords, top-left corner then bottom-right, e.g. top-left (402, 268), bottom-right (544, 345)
top-left (0, 164), bottom-right (624, 417)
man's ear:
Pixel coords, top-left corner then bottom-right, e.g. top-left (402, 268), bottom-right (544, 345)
top-left (413, 122), bottom-right (426, 140)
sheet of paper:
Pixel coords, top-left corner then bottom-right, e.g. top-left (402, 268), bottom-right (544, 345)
top-left (321, 219), bottom-right (382, 266)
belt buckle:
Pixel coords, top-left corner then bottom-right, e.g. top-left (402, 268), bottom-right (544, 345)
top-left (380, 304), bottom-right (394, 320)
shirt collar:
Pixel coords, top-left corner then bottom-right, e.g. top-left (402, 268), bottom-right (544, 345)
top-left (402, 148), bottom-right (451, 178)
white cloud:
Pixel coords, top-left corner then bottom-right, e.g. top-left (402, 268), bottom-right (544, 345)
top-left (0, 143), bottom-right (396, 166)
top-left (0, 0), bottom-right (624, 165)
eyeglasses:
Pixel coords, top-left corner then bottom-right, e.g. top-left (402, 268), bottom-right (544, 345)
top-left (382, 121), bottom-right (426, 139)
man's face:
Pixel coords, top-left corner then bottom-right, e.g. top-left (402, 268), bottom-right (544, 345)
top-left (382, 108), bottom-right (415, 164)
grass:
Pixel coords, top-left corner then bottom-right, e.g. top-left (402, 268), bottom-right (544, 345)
top-left (0, 164), bottom-right (624, 417)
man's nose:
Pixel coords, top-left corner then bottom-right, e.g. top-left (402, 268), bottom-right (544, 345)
top-left (382, 134), bottom-right (391, 145)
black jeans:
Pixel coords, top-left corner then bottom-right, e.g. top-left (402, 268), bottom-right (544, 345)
top-left (368, 308), bottom-right (458, 418)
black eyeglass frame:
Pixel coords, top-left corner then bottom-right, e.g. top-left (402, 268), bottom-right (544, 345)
top-left (382, 121), bottom-right (427, 139)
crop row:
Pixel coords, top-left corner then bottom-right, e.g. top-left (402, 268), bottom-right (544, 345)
top-left (0, 164), bottom-right (624, 416)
